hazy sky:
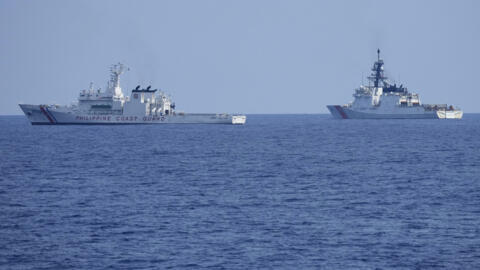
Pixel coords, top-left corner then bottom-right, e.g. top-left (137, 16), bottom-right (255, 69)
top-left (1, 0), bottom-right (479, 114)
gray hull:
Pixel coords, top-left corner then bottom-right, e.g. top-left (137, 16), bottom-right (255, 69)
top-left (327, 105), bottom-right (439, 119)
top-left (19, 104), bottom-right (245, 125)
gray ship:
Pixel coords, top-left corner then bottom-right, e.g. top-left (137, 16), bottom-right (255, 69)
top-left (327, 50), bottom-right (462, 119)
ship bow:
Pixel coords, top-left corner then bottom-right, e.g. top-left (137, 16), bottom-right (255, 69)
top-left (19, 104), bottom-right (55, 125)
top-left (327, 105), bottom-right (349, 119)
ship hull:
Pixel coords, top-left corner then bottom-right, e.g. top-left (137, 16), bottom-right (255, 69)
top-left (19, 104), bottom-right (246, 125)
top-left (327, 105), bottom-right (442, 119)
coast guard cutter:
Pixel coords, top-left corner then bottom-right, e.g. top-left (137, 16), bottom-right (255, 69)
top-left (327, 50), bottom-right (463, 119)
top-left (19, 64), bottom-right (246, 125)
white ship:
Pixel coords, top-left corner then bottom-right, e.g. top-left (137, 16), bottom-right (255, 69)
top-left (327, 50), bottom-right (463, 119)
top-left (19, 64), bottom-right (246, 125)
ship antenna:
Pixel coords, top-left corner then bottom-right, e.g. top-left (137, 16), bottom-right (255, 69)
top-left (377, 48), bottom-right (380, 61)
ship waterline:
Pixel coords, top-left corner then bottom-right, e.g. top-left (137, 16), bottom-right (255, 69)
top-left (327, 105), bottom-right (439, 119)
top-left (19, 104), bottom-right (246, 125)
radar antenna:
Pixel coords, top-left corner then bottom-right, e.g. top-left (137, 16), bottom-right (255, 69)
top-left (368, 49), bottom-right (387, 88)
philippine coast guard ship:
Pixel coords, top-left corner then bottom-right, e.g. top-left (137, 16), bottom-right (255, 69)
top-left (19, 64), bottom-right (246, 125)
top-left (327, 50), bottom-right (463, 119)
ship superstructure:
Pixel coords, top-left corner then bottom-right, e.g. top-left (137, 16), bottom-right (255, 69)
top-left (19, 63), bottom-right (246, 125)
top-left (327, 50), bottom-right (463, 119)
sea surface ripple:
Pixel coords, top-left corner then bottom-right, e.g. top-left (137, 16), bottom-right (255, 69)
top-left (1, 115), bottom-right (479, 269)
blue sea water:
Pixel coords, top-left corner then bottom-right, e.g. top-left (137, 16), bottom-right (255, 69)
top-left (1, 114), bottom-right (479, 269)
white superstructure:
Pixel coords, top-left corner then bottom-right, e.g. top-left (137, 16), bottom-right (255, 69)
top-left (19, 63), bottom-right (246, 125)
top-left (327, 50), bottom-right (462, 119)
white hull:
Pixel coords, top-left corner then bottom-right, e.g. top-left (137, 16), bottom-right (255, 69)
top-left (19, 104), bottom-right (246, 125)
top-left (436, 110), bottom-right (463, 119)
top-left (327, 105), bottom-right (449, 119)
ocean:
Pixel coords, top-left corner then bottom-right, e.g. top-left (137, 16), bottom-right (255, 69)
top-left (1, 114), bottom-right (479, 269)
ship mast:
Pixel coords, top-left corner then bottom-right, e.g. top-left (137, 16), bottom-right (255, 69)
top-left (368, 49), bottom-right (388, 88)
top-left (109, 63), bottom-right (127, 99)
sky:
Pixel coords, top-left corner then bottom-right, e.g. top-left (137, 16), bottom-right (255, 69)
top-left (0, 0), bottom-right (479, 114)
